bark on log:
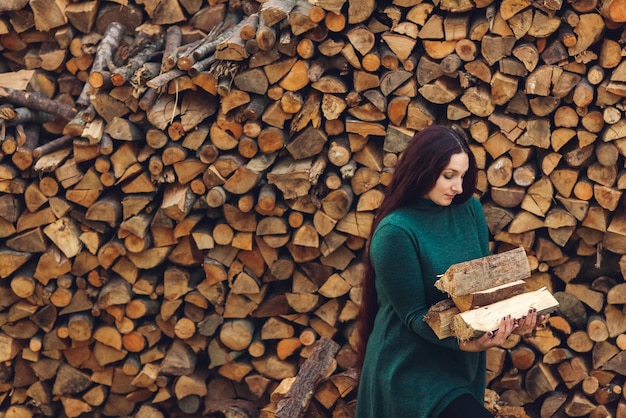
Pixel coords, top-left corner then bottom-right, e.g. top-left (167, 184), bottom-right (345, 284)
top-left (435, 247), bottom-right (531, 297)
top-left (274, 337), bottom-right (340, 418)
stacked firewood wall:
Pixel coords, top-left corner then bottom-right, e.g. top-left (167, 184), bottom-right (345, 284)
top-left (1, 0), bottom-right (626, 417)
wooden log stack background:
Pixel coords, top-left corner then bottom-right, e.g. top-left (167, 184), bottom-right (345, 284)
top-left (2, 0), bottom-right (626, 416)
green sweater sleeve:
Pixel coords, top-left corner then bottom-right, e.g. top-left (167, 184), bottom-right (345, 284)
top-left (469, 196), bottom-right (490, 257)
top-left (370, 223), bottom-right (461, 350)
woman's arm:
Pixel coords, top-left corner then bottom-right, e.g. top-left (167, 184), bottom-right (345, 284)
top-left (370, 223), bottom-right (461, 349)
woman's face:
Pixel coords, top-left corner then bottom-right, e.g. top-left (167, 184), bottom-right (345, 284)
top-left (424, 152), bottom-right (469, 206)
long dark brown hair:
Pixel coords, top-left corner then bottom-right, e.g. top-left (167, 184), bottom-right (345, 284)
top-left (355, 125), bottom-right (478, 368)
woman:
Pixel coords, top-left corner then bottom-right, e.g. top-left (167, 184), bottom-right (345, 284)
top-left (355, 125), bottom-right (541, 418)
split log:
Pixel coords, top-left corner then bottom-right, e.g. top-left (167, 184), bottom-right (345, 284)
top-left (453, 280), bottom-right (527, 312)
top-left (435, 247), bottom-right (531, 297)
top-left (452, 288), bottom-right (560, 340)
top-left (274, 337), bottom-right (340, 418)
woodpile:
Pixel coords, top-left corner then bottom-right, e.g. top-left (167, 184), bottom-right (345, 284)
top-left (1, 0), bottom-right (626, 417)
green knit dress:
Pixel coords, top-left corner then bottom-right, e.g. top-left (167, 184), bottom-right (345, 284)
top-left (356, 196), bottom-right (490, 418)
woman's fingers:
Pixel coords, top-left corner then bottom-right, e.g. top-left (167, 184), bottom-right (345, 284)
top-left (494, 316), bottom-right (515, 342)
top-left (513, 309), bottom-right (541, 336)
top-left (537, 314), bottom-right (546, 326)
top-left (479, 312), bottom-right (545, 350)
top-left (477, 318), bottom-right (508, 348)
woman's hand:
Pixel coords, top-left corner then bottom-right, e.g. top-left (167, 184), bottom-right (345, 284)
top-left (459, 310), bottom-right (547, 352)
top-left (459, 315), bottom-right (516, 352)
top-left (512, 308), bottom-right (545, 337)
